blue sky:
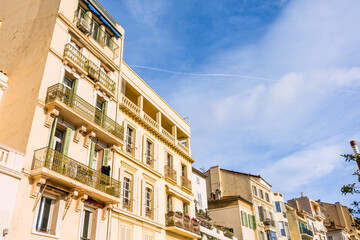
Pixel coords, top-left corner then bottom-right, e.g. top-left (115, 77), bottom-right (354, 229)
top-left (102, 0), bottom-right (360, 209)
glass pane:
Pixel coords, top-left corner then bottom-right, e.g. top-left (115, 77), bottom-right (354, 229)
top-left (82, 210), bottom-right (91, 238)
top-left (63, 76), bottom-right (73, 90)
top-left (41, 198), bottom-right (52, 231)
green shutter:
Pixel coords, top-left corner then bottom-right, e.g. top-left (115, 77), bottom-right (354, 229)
top-left (103, 148), bottom-right (109, 166)
top-left (241, 211), bottom-right (245, 226)
top-left (72, 79), bottom-right (78, 93)
top-left (248, 214), bottom-right (252, 228)
top-left (89, 141), bottom-right (95, 168)
top-left (48, 117), bottom-right (58, 148)
top-left (62, 128), bottom-right (72, 155)
top-left (252, 215), bottom-right (257, 230)
top-left (102, 101), bottom-right (108, 115)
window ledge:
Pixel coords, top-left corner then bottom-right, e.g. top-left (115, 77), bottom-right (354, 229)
top-left (31, 231), bottom-right (59, 239)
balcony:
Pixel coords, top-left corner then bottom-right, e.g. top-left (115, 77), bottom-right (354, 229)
top-left (45, 83), bottom-right (124, 146)
top-left (181, 176), bottom-right (192, 192)
top-left (162, 128), bottom-right (175, 143)
top-left (31, 147), bottom-right (120, 202)
top-left (300, 227), bottom-right (314, 238)
top-left (64, 43), bottom-right (116, 95)
top-left (177, 142), bottom-right (190, 155)
top-left (263, 218), bottom-right (276, 228)
top-left (164, 165), bottom-right (177, 183)
top-left (145, 207), bottom-right (153, 218)
top-left (165, 212), bottom-right (200, 239)
top-left (120, 95), bottom-right (141, 117)
top-left (73, 9), bottom-right (119, 59)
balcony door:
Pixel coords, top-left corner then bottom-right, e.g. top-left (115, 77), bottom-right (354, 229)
top-left (52, 129), bottom-right (64, 153)
top-left (94, 96), bottom-right (107, 127)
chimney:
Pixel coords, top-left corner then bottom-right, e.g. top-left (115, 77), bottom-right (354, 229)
top-left (350, 140), bottom-right (360, 171)
top-left (301, 192), bottom-right (304, 197)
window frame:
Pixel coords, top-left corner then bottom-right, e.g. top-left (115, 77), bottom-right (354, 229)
top-left (80, 206), bottom-right (95, 240)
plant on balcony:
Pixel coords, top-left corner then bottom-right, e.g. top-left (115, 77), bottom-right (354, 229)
top-left (175, 211), bottom-right (183, 217)
top-left (167, 210), bottom-right (174, 216)
top-left (184, 214), bottom-right (190, 219)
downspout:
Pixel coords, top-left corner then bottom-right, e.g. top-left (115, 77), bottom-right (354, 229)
top-left (106, 207), bottom-right (112, 240)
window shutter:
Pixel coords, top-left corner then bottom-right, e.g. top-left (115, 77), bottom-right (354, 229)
top-left (90, 209), bottom-right (98, 239)
top-left (141, 180), bottom-right (145, 216)
top-left (248, 213), bottom-right (252, 228)
top-left (154, 142), bottom-right (159, 171)
top-left (142, 135), bottom-right (146, 163)
top-left (126, 227), bottom-right (131, 240)
top-left (135, 130), bottom-right (141, 159)
top-left (241, 211), bottom-right (245, 226)
top-left (252, 215), bottom-right (257, 230)
top-left (154, 186), bottom-right (158, 222)
top-left (119, 169), bottom-right (124, 208)
top-left (103, 148), bottom-right (109, 166)
top-left (133, 176), bottom-right (138, 214)
top-left (259, 206), bottom-right (264, 221)
top-left (72, 79), bottom-right (78, 93)
top-left (48, 118), bottom-right (58, 148)
top-left (245, 213), bottom-right (248, 227)
top-left (63, 128), bottom-right (72, 156)
top-left (89, 142), bottom-right (95, 167)
top-left (102, 101), bottom-right (108, 115)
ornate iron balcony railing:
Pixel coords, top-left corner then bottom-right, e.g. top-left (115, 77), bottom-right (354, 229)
top-left (64, 44), bottom-right (116, 94)
top-left (32, 147), bottom-right (120, 198)
top-left (164, 165), bottom-right (177, 182)
top-left (181, 176), bottom-right (192, 191)
top-left (45, 83), bottom-right (124, 140)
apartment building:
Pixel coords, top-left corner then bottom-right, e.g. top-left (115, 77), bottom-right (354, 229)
top-left (192, 167), bottom-right (238, 240)
top-left (0, 0), bottom-right (198, 239)
top-left (286, 204), bottom-right (311, 240)
top-left (205, 166), bottom-right (282, 240)
top-left (288, 193), bottom-right (327, 240)
top-left (273, 193), bottom-right (290, 240)
top-left (318, 201), bottom-right (360, 240)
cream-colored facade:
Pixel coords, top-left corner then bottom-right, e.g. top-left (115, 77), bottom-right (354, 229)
top-left (272, 193), bottom-right (290, 240)
top-left (318, 201), bottom-right (360, 240)
top-left (205, 166), bottom-right (281, 240)
top-left (0, 0), bottom-right (199, 239)
top-left (288, 193), bottom-right (327, 240)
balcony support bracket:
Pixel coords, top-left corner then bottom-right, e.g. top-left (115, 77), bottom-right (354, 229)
top-left (74, 125), bottom-right (87, 143)
top-left (102, 204), bottom-right (113, 220)
top-left (62, 190), bottom-right (78, 220)
top-left (30, 176), bottom-right (47, 199)
top-left (44, 107), bottom-right (60, 128)
top-left (83, 131), bottom-right (96, 148)
top-left (75, 193), bottom-right (88, 212)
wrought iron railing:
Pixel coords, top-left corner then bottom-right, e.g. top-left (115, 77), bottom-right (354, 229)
top-left (45, 83), bottom-right (124, 140)
top-left (164, 165), bottom-right (177, 182)
top-left (300, 227), bottom-right (314, 236)
top-left (64, 44), bottom-right (116, 94)
top-left (32, 147), bottom-right (120, 198)
top-left (166, 212), bottom-right (200, 235)
top-left (263, 218), bottom-right (276, 227)
top-left (181, 176), bottom-right (192, 191)
top-left (145, 207), bottom-right (153, 218)
top-left (73, 9), bottom-right (119, 59)
top-left (123, 199), bottom-right (132, 211)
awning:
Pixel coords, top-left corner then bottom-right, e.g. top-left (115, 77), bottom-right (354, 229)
top-left (88, 2), bottom-right (122, 38)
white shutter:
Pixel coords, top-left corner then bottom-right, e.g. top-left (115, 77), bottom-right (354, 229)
top-left (154, 186), bottom-right (158, 222)
top-left (142, 136), bottom-right (146, 163)
top-left (133, 176), bottom-right (139, 214)
top-left (135, 130), bottom-right (141, 159)
top-left (154, 142), bottom-right (159, 171)
top-left (141, 180), bottom-right (145, 217)
top-left (126, 227), bottom-right (131, 240)
top-left (120, 169), bottom-right (125, 208)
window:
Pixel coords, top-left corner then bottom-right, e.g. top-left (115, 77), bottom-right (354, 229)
top-left (80, 206), bottom-right (97, 240)
top-left (197, 193), bottom-right (202, 208)
top-left (285, 222), bottom-right (290, 237)
top-left (259, 189), bottom-right (264, 199)
top-left (91, 149), bottom-right (99, 170)
top-left (53, 128), bottom-right (64, 153)
top-left (126, 127), bottom-right (134, 155)
top-left (248, 213), bottom-right (252, 228)
top-left (123, 177), bottom-right (131, 210)
top-left (36, 197), bottom-right (54, 234)
top-left (166, 152), bottom-right (173, 168)
top-left (183, 202), bottom-right (189, 216)
top-left (279, 221), bottom-right (286, 236)
top-left (145, 140), bottom-right (153, 166)
top-left (328, 236), bottom-right (333, 240)
top-left (34, 193), bottom-right (60, 236)
top-left (181, 164), bottom-right (187, 177)
top-left (120, 226), bottom-right (131, 240)
top-left (265, 193), bottom-right (270, 202)
top-left (144, 233), bottom-right (153, 240)
top-left (166, 194), bottom-right (172, 213)
top-left (275, 202), bottom-right (281, 212)
top-left (253, 186), bottom-right (257, 196)
top-left (63, 75), bottom-right (74, 90)
top-left (145, 187), bottom-right (152, 218)
top-left (196, 177), bottom-right (200, 184)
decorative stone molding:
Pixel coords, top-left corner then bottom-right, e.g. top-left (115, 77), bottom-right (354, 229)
top-left (102, 204), bottom-right (113, 220)
top-left (75, 193), bottom-right (88, 212)
top-left (30, 177), bottom-right (47, 198)
top-left (44, 107), bottom-right (60, 128)
top-left (74, 125), bottom-right (87, 143)
top-left (83, 131), bottom-right (96, 148)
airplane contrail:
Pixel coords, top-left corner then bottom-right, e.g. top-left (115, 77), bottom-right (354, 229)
top-left (129, 65), bottom-right (276, 82)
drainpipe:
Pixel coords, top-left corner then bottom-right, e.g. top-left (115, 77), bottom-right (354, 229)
top-left (107, 208), bottom-right (112, 240)
top-left (349, 140), bottom-right (360, 171)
